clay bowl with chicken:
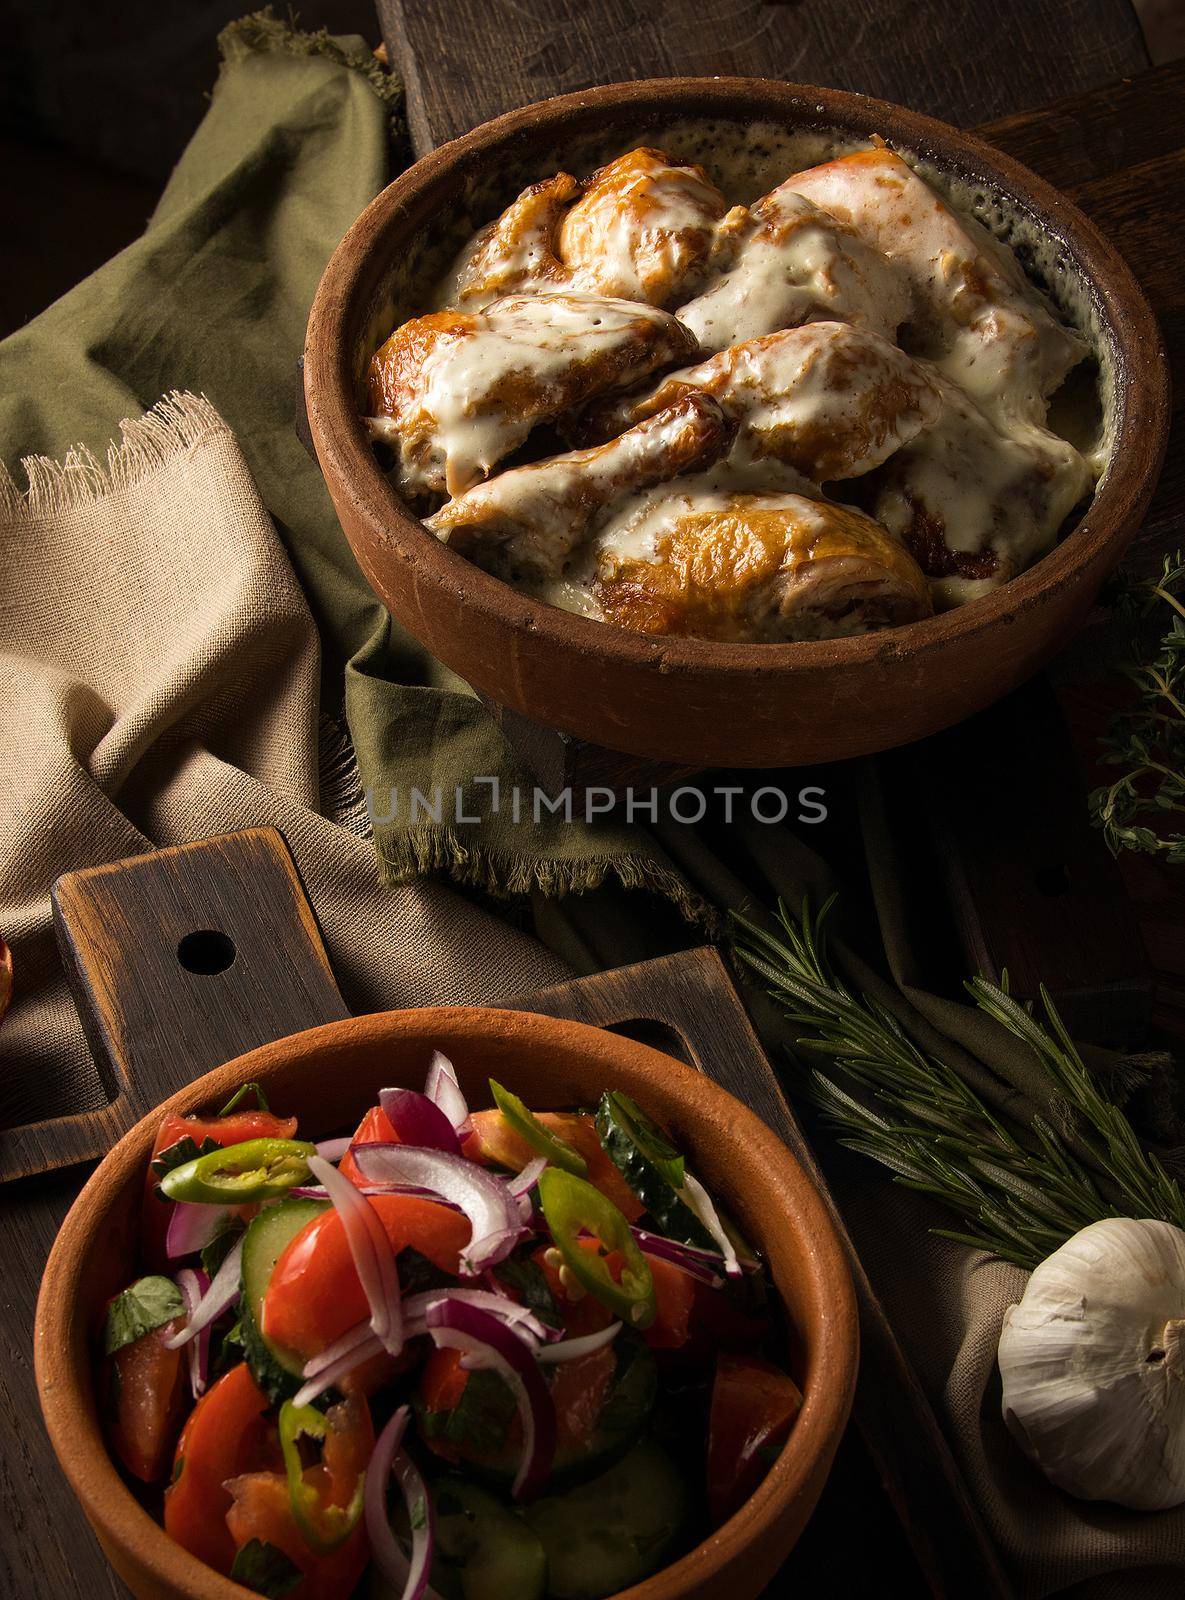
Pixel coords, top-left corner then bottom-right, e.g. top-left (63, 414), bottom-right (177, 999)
top-left (304, 78), bottom-right (1167, 768)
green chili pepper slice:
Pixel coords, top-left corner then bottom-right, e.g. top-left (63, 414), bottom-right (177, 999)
top-left (278, 1401), bottom-right (365, 1555)
top-left (489, 1079), bottom-right (588, 1177)
top-left (159, 1137), bottom-right (316, 1205)
top-left (537, 1168), bottom-right (655, 1329)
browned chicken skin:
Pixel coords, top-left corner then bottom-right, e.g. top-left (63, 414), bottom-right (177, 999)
top-left (366, 291), bottom-right (698, 498)
top-left (426, 393), bottom-right (733, 582)
top-left (556, 147), bottom-right (727, 306)
top-left (594, 491), bottom-right (933, 641)
top-left (443, 174), bottom-right (580, 308)
top-left (439, 148), bottom-right (727, 312)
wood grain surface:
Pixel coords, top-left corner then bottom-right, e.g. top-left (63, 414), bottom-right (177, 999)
top-left (0, 830), bottom-right (348, 1184)
top-left (381, 0), bottom-right (1147, 154)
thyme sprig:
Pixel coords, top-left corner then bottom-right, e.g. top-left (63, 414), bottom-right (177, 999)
top-left (732, 898), bottom-right (1185, 1269)
top-left (1089, 551), bottom-right (1185, 864)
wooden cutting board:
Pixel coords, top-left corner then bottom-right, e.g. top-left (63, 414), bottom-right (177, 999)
top-left (3, 828), bottom-right (1008, 1596)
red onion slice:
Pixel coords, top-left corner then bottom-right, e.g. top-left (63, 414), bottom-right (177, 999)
top-left (166, 1201), bottom-right (233, 1261)
top-left (681, 1172), bottom-right (741, 1275)
top-left (308, 1154), bottom-right (403, 1356)
top-left (426, 1299), bottom-right (555, 1500)
top-left (173, 1267), bottom-right (212, 1395)
top-left (537, 1322), bottom-right (622, 1364)
top-left (425, 1050), bottom-right (471, 1135)
top-left (379, 1087), bottom-right (463, 1155)
top-left (364, 1404), bottom-right (439, 1600)
top-left (164, 1236), bottom-right (243, 1349)
top-left (350, 1144), bottom-right (523, 1277)
top-left (314, 1136), bottom-right (351, 1163)
top-left (508, 1158), bottom-right (547, 1222)
top-left (405, 1288), bottom-right (555, 1344)
top-left (631, 1228), bottom-right (723, 1286)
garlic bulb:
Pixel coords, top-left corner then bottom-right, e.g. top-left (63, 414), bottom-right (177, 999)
top-left (998, 1217), bottom-right (1185, 1510)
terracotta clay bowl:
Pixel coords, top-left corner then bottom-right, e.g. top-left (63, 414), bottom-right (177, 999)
top-left (35, 1006), bottom-right (858, 1600)
top-left (304, 77), bottom-right (1168, 769)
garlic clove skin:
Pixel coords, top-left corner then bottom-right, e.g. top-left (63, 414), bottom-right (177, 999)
top-left (998, 1217), bottom-right (1185, 1511)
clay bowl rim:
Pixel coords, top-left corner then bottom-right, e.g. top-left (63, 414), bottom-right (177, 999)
top-left (304, 74), bottom-right (1168, 682)
top-left (35, 1005), bottom-right (859, 1600)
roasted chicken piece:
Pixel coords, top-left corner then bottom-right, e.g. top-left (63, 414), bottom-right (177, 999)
top-left (873, 370), bottom-right (1092, 601)
top-left (555, 147), bottom-right (728, 306)
top-left (440, 173), bottom-right (580, 308)
top-left (425, 394), bottom-right (732, 582)
top-left (439, 148), bottom-right (727, 312)
top-left (783, 145), bottom-right (1086, 423)
top-left (580, 322), bottom-right (942, 482)
top-left (677, 188), bottom-right (909, 353)
top-left (592, 487), bottom-right (932, 641)
top-left (366, 291), bottom-right (698, 498)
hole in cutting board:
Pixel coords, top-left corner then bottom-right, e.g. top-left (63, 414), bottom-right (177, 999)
top-left (177, 929), bottom-right (237, 976)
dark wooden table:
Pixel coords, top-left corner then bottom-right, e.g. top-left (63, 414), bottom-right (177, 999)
top-left (5, 41), bottom-right (1185, 1600)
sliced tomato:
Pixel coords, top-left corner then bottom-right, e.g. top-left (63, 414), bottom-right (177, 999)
top-left (465, 1110), bottom-right (644, 1222)
top-left (418, 1340), bottom-right (617, 1476)
top-left (533, 1239), bottom-right (694, 1348)
top-left (551, 1346), bottom-right (616, 1462)
top-left (641, 1255), bottom-right (697, 1350)
top-left (338, 1103), bottom-right (398, 1185)
top-left (103, 1315), bottom-right (188, 1483)
top-left (262, 1195), bottom-right (470, 1362)
top-left (685, 1276), bottom-right (772, 1358)
top-left (226, 1471), bottom-right (369, 1600)
top-left (707, 1352), bottom-right (803, 1523)
top-left (141, 1108), bottom-right (299, 1268)
top-left (164, 1363), bottom-right (280, 1574)
top-left (420, 1344), bottom-right (469, 1416)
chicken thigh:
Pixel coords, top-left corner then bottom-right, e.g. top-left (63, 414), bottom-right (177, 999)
top-left (677, 188), bottom-right (909, 353)
top-left (556, 147), bottom-right (728, 306)
top-left (366, 291), bottom-right (697, 498)
top-left (441, 173), bottom-right (580, 308)
top-left (438, 148), bottom-right (727, 312)
top-left (873, 369), bottom-right (1092, 601)
top-left (592, 485), bottom-right (932, 641)
top-left (783, 145), bottom-right (1087, 424)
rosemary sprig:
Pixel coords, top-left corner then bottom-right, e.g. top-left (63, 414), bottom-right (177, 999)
top-left (1089, 551), bottom-right (1185, 864)
top-left (732, 898), bottom-right (1185, 1269)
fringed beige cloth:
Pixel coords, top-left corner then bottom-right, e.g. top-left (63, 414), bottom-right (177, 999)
top-left (0, 394), bottom-right (565, 1129)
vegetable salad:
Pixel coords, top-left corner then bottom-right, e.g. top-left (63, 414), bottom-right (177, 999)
top-left (98, 1056), bottom-right (803, 1599)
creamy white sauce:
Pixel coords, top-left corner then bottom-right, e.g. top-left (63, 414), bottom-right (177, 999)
top-left (624, 322), bottom-right (943, 483)
top-left (557, 152), bottom-right (724, 304)
top-left (678, 190), bottom-right (909, 353)
top-left (395, 292), bottom-right (687, 496)
top-left (426, 399), bottom-right (727, 580)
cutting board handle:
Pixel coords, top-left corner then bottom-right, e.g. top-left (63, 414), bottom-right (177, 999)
top-left (0, 829), bottom-right (349, 1183)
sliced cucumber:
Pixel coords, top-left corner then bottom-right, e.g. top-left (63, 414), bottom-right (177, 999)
top-left (367, 1479), bottom-right (547, 1600)
top-left (525, 1439), bottom-right (690, 1600)
top-left (433, 1479), bottom-right (547, 1600)
top-left (239, 1196), bottom-right (327, 1401)
top-left (595, 1092), bottom-right (716, 1251)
